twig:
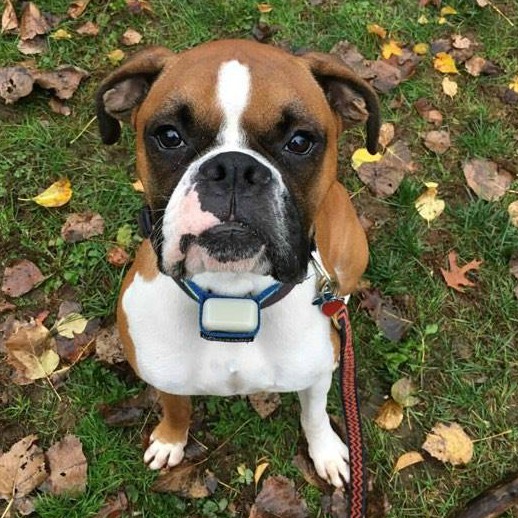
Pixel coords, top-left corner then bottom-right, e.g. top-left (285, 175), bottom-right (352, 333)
top-left (69, 116), bottom-right (97, 145)
top-left (1, 498), bottom-right (14, 518)
top-left (485, 0), bottom-right (514, 26)
top-left (472, 429), bottom-right (512, 443)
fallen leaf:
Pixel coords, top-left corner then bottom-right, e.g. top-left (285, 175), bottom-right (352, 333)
top-left (440, 251), bottom-right (483, 292)
top-left (152, 464), bottom-right (215, 498)
top-left (330, 40), bottom-right (373, 80)
top-left (49, 97), bottom-right (71, 116)
top-left (381, 40), bottom-right (403, 60)
top-left (126, 0), bottom-right (153, 14)
top-left (1, 0), bottom-right (18, 34)
top-left (442, 76), bottom-right (458, 97)
top-left (433, 52), bottom-right (458, 74)
top-left (121, 28), bottom-right (142, 46)
top-left (374, 399), bottom-right (403, 430)
top-left (61, 212), bottom-right (105, 243)
top-left (356, 141), bottom-right (414, 198)
top-left (32, 178), bottom-right (72, 207)
top-left (32, 65), bottom-right (89, 100)
top-left (508, 200), bottom-right (518, 228)
top-left (100, 386), bottom-right (157, 427)
top-left (248, 392), bottom-right (281, 418)
top-left (292, 453), bottom-right (329, 492)
top-left (351, 148), bottom-right (383, 171)
top-left (257, 3), bottom-right (273, 14)
top-left (465, 56), bottom-right (502, 77)
top-left (384, 47), bottom-right (422, 82)
top-left (17, 36), bottom-right (47, 55)
top-left (76, 20), bottom-right (99, 36)
top-left (431, 38), bottom-right (452, 55)
top-left (0, 299), bottom-right (16, 313)
top-left (476, 0), bottom-right (489, 5)
top-left (451, 34), bottom-right (471, 49)
top-left (68, 0), bottom-right (90, 18)
top-left (254, 462), bottom-right (269, 486)
top-left (413, 43), bottom-right (429, 55)
top-left (367, 23), bottom-right (387, 39)
top-left (251, 21), bottom-right (280, 43)
top-left (422, 422), bottom-right (473, 465)
top-left (107, 49), bottom-right (125, 65)
top-left (414, 98), bottom-right (443, 125)
top-left (394, 451), bottom-right (424, 472)
top-left (0, 67), bottom-right (34, 104)
top-left (378, 122), bottom-right (395, 149)
top-left (55, 313), bottom-right (88, 339)
top-left (42, 435), bottom-right (87, 496)
top-left (463, 158), bottom-right (513, 201)
top-left (2, 259), bottom-right (44, 297)
top-left (423, 130), bottom-right (451, 154)
top-left (107, 246), bottom-right (130, 267)
top-left (249, 476), bottom-right (309, 518)
top-left (0, 435), bottom-right (47, 500)
top-left (417, 14), bottom-right (429, 24)
top-left (369, 60), bottom-right (402, 93)
top-left (437, 17), bottom-right (447, 25)
top-left (95, 325), bottom-right (125, 364)
top-left (391, 378), bottom-right (419, 407)
top-left (509, 76), bottom-right (518, 93)
top-left (50, 28), bottom-right (72, 40)
top-left (509, 256), bottom-right (518, 279)
top-left (116, 224), bottom-right (134, 248)
top-left (19, 2), bottom-right (50, 40)
top-left (132, 179), bottom-right (144, 192)
top-left (440, 5), bottom-right (457, 16)
top-left (94, 491), bottom-right (129, 518)
top-left (415, 182), bottom-right (445, 223)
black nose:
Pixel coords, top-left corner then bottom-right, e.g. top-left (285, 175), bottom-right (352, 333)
top-left (197, 151), bottom-right (272, 193)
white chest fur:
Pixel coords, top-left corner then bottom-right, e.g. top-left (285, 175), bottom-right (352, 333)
top-left (122, 271), bottom-right (334, 396)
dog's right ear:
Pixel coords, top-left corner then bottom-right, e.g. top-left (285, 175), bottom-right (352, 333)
top-left (96, 46), bottom-right (176, 145)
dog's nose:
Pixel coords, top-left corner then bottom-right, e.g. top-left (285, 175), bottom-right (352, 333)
top-left (198, 151), bottom-right (272, 192)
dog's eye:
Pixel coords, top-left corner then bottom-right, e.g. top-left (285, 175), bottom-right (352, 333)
top-left (285, 132), bottom-right (314, 155)
top-left (155, 126), bottom-right (185, 149)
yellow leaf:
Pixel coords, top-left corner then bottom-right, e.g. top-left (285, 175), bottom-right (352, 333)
top-left (351, 148), bottom-right (383, 171)
top-left (508, 75), bottom-right (518, 93)
top-left (508, 200), bottom-right (518, 228)
top-left (367, 23), bottom-right (387, 39)
top-left (374, 399), bottom-right (403, 430)
top-left (440, 5), bottom-right (457, 16)
top-left (132, 179), bottom-right (144, 192)
top-left (381, 39), bottom-right (403, 60)
top-left (256, 3), bottom-right (272, 13)
top-left (394, 451), bottom-right (424, 473)
top-left (437, 16), bottom-right (447, 25)
top-left (413, 43), bottom-right (429, 55)
top-left (32, 179), bottom-right (72, 208)
top-left (415, 181), bottom-right (445, 223)
top-left (442, 76), bottom-right (458, 97)
top-left (433, 52), bottom-right (458, 74)
top-left (37, 349), bottom-right (60, 378)
top-left (55, 313), bottom-right (88, 338)
top-left (107, 49), bottom-right (125, 66)
top-left (51, 28), bottom-right (72, 40)
top-left (422, 422), bottom-right (473, 466)
top-left (254, 462), bottom-right (269, 486)
top-left (417, 14), bottom-right (429, 24)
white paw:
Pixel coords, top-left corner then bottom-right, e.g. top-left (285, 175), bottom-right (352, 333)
top-left (143, 435), bottom-right (186, 470)
top-left (307, 429), bottom-right (350, 488)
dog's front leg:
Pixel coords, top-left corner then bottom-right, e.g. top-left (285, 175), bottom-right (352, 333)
top-left (298, 376), bottom-right (350, 488)
top-left (144, 392), bottom-right (192, 470)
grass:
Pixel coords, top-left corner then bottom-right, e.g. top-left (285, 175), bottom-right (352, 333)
top-left (1, 0), bottom-right (517, 517)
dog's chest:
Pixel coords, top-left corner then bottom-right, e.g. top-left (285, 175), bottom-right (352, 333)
top-left (122, 272), bottom-right (334, 396)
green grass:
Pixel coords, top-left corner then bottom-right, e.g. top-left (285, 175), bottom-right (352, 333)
top-left (1, 0), bottom-right (517, 517)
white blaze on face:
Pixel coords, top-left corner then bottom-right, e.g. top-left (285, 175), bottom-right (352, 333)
top-left (216, 60), bottom-right (251, 147)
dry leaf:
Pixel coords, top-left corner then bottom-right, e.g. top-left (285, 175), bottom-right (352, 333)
top-left (413, 43), bottom-right (429, 55)
top-left (257, 3), bottom-right (273, 14)
top-left (415, 182), bottom-right (445, 223)
top-left (509, 76), bottom-right (518, 93)
top-left (50, 28), bottom-right (72, 40)
top-left (107, 246), bottom-right (130, 267)
top-left (100, 386), bottom-right (157, 427)
top-left (463, 159), bottom-right (513, 201)
top-left (76, 21), bottom-right (99, 36)
top-left (107, 49), bottom-right (125, 65)
top-left (433, 52), bottom-right (458, 74)
top-left (440, 5), bottom-right (457, 16)
top-left (94, 491), bottom-right (129, 518)
top-left (476, 0), bottom-right (489, 5)
top-left (126, 0), bottom-right (153, 14)
top-left (254, 462), bottom-right (269, 486)
top-left (2, 259), bottom-right (44, 297)
top-left (95, 325), bottom-right (125, 364)
top-left (132, 179), bottom-right (144, 192)
top-left (414, 98), bottom-right (443, 125)
top-left (43, 435), bottom-right (87, 496)
top-left (19, 2), bottom-right (50, 40)
top-left (121, 28), bottom-right (142, 45)
top-left (508, 200), bottom-right (518, 228)
top-left (422, 422), bottom-right (473, 465)
top-left (17, 36), bottom-right (47, 55)
top-left (440, 251), bottom-right (483, 292)
top-left (369, 60), bottom-right (402, 93)
top-left (417, 14), bottom-right (429, 24)
top-left (0, 67), bottom-right (34, 104)
top-left (351, 148), bottom-right (383, 171)
top-left (465, 56), bottom-right (501, 77)
top-left (442, 76), bottom-right (458, 97)
top-left (394, 451), bottom-right (424, 473)
top-left (374, 399), bottom-right (403, 430)
top-left (68, 0), bottom-right (90, 19)
top-left (292, 453), bottom-right (329, 492)
top-left (0, 435), bottom-right (47, 500)
top-left (32, 65), bottom-right (89, 100)
top-left (55, 313), bottom-right (88, 339)
top-left (367, 23), bottom-right (387, 39)
top-left (32, 178), bottom-right (72, 207)
top-left (378, 122), bottom-right (395, 149)
top-left (423, 130), bottom-right (451, 154)
top-left (152, 464), bottom-right (214, 498)
top-left (452, 34), bottom-right (471, 49)
top-left (61, 212), bottom-right (105, 243)
top-left (248, 392), bottom-right (281, 418)
top-left (381, 40), bottom-right (403, 60)
top-left (391, 378), bottom-right (419, 407)
top-left (1, 0), bottom-right (18, 34)
top-left (49, 97), bottom-right (71, 116)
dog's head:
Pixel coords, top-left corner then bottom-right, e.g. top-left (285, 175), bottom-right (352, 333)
top-left (97, 40), bottom-right (380, 284)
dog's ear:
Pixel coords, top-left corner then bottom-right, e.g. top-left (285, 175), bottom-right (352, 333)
top-left (315, 181), bottom-right (368, 295)
top-left (96, 46), bottom-right (176, 145)
top-left (300, 52), bottom-right (381, 154)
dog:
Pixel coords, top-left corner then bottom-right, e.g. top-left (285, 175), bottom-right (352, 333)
top-left (96, 39), bottom-right (380, 488)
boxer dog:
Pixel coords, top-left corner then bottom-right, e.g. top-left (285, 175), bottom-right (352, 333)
top-left (96, 40), bottom-right (380, 488)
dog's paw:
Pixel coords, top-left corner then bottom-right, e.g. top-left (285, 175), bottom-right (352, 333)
top-left (144, 436), bottom-right (186, 470)
top-left (307, 429), bottom-right (350, 488)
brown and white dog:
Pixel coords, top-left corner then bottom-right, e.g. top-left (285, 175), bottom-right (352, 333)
top-left (96, 40), bottom-right (380, 488)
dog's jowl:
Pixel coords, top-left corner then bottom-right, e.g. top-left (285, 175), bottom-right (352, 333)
top-left (97, 39), bottom-right (380, 488)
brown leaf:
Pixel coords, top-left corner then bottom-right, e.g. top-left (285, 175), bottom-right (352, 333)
top-left (32, 65), bottom-right (89, 99)
top-left (292, 453), bottom-right (329, 492)
top-left (55, 316), bottom-right (98, 363)
top-left (464, 55), bottom-right (502, 77)
top-left (369, 60), bottom-right (401, 93)
top-left (391, 378), bottom-right (419, 407)
top-left (0, 298), bottom-right (16, 313)
top-left (414, 98), bottom-right (443, 125)
top-left (1, 0), bottom-right (18, 34)
top-left (61, 212), bottom-right (104, 243)
top-left (463, 158), bottom-right (513, 201)
top-left (509, 256), bottom-right (518, 280)
top-left (17, 36), bottom-right (47, 55)
top-left (356, 140), bottom-right (414, 198)
top-left (100, 386), bottom-right (157, 427)
top-left (152, 464), bottom-right (215, 498)
top-left (68, 0), bottom-right (90, 19)
top-left (378, 122), bottom-right (395, 149)
top-left (0, 67), bottom-right (34, 104)
top-left (451, 34), bottom-right (472, 50)
top-left (384, 47), bottom-right (422, 82)
top-left (94, 490), bottom-right (129, 518)
top-left (0, 435), bottom-right (47, 500)
top-left (508, 201), bottom-right (518, 228)
top-left (2, 259), bottom-right (44, 297)
top-left (42, 435), bottom-right (87, 496)
top-left (121, 28), bottom-right (142, 46)
top-left (107, 246), bottom-right (130, 267)
top-left (126, 0), bottom-right (153, 14)
top-left (248, 392), bottom-right (281, 419)
top-left (430, 38), bottom-right (452, 55)
top-left (374, 399), bottom-right (403, 430)
top-left (393, 451), bottom-right (424, 472)
top-left (440, 251), bottom-right (483, 292)
top-left (19, 2), bottom-right (50, 40)
top-left (330, 40), bottom-right (373, 80)
top-left (251, 21), bottom-right (279, 43)
top-left (249, 476), bottom-right (309, 518)
top-left (442, 76), bottom-right (458, 98)
top-left (422, 422), bottom-right (473, 465)
top-left (49, 97), bottom-right (71, 116)
top-left (423, 130), bottom-right (451, 154)
top-left (76, 20), bottom-right (99, 36)
top-left (95, 325), bottom-right (125, 364)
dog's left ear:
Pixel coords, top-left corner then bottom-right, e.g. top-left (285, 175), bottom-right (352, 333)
top-left (300, 52), bottom-right (381, 154)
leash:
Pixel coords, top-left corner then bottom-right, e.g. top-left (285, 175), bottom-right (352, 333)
top-left (312, 257), bottom-right (366, 518)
